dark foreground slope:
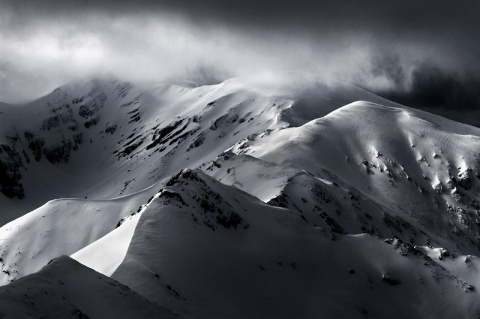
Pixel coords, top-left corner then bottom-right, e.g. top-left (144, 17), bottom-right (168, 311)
top-left (112, 170), bottom-right (480, 319)
top-left (0, 256), bottom-right (177, 319)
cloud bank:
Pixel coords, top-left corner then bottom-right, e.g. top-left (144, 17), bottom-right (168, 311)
top-left (1, 0), bottom-right (479, 112)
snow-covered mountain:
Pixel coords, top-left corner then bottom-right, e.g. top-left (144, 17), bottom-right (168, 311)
top-left (1, 77), bottom-right (480, 318)
top-left (0, 256), bottom-right (177, 318)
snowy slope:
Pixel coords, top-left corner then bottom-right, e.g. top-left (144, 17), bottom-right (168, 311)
top-left (0, 78), bottom-right (290, 224)
top-left (0, 182), bottom-right (160, 285)
top-left (70, 187), bottom-right (165, 276)
top-left (0, 256), bottom-right (177, 319)
top-left (231, 101), bottom-right (480, 255)
top-left (2, 77), bottom-right (480, 318)
top-left (111, 170), bottom-right (480, 318)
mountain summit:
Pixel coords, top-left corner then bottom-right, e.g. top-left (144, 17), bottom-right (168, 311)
top-left (1, 78), bottom-right (480, 318)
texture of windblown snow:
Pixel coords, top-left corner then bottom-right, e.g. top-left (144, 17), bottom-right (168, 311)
top-left (1, 77), bottom-right (480, 318)
top-left (71, 189), bottom-right (165, 276)
top-left (0, 78), bottom-right (287, 223)
top-left (111, 170), bottom-right (480, 318)
top-left (231, 101), bottom-right (480, 254)
top-left (0, 184), bottom-right (161, 285)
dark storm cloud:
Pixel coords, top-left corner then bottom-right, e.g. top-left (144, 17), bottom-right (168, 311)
top-left (1, 0), bottom-right (480, 112)
top-left (374, 62), bottom-right (480, 110)
top-left (5, 0), bottom-right (479, 46)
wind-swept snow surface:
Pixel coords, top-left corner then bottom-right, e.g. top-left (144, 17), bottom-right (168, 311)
top-left (231, 101), bottom-right (480, 255)
top-left (112, 170), bottom-right (480, 318)
top-left (0, 181), bottom-right (162, 285)
top-left (1, 78), bottom-right (480, 318)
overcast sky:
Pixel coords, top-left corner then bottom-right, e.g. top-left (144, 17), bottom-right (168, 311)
top-left (1, 0), bottom-right (479, 111)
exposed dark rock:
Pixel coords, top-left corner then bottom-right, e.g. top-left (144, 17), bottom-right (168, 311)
top-left (24, 132), bottom-right (45, 162)
top-left (105, 125), bottom-right (117, 134)
top-left (159, 190), bottom-right (187, 206)
top-left (84, 117), bottom-right (100, 128)
top-left (458, 169), bottom-right (474, 190)
top-left (319, 212), bottom-right (344, 234)
top-left (216, 212), bottom-right (242, 229)
top-left (43, 135), bottom-right (82, 164)
top-left (117, 140), bottom-right (143, 158)
top-left (0, 144), bottom-right (24, 199)
top-left (146, 120), bottom-right (182, 150)
top-left (382, 274), bottom-right (401, 285)
top-left (187, 133), bottom-right (205, 150)
top-left (41, 116), bottom-right (60, 131)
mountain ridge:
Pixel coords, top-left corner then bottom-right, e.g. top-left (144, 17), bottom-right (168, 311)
top-left (1, 77), bottom-right (480, 317)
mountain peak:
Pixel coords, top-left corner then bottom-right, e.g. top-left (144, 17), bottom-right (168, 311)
top-left (2, 77), bottom-right (480, 317)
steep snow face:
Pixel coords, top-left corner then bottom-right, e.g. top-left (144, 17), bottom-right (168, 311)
top-left (111, 170), bottom-right (480, 319)
top-left (2, 77), bottom-right (480, 318)
top-left (0, 79), bottom-right (404, 225)
top-left (0, 78), bottom-right (291, 224)
top-left (70, 185), bottom-right (165, 276)
top-left (232, 101), bottom-right (480, 255)
top-left (201, 152), bottom-right (428, 242)
top-left (0, 256), bottom-right (177, 319)
top-left (200, 151), bottom-right (299, 202)
top-left (0, 183), bottom-right (159, 286)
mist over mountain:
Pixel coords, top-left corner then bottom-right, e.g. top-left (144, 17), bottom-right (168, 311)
top-left (1, 1), bottom-right (480, 317)
top-left (2, 0), bottom-right (480, 125)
